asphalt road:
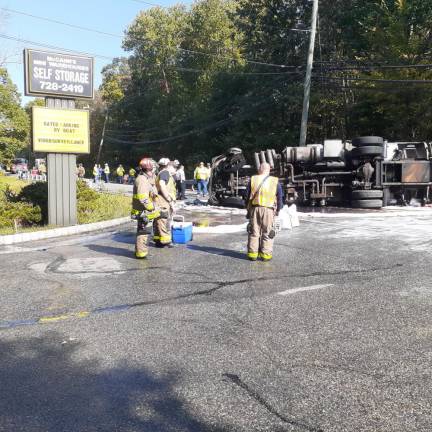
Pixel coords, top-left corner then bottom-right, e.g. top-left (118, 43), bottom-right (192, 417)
top-left (1, 211), bottom-right (432, 431)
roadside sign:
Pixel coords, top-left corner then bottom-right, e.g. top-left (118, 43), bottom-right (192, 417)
top-left (24, 49), bottom-right (94, 99)
top-left (32, 106), bottom-right (90, 154)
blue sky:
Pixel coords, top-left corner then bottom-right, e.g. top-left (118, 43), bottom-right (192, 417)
top-left (0, 0), bottom-right (183, 105)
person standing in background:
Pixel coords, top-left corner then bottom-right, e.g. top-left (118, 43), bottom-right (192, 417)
top-left (116, 164), bottom-right (125, 183)
top-left (129, 167), bottom-right (136, 184)
top-left (93, 164), bottom-right (99, 183)
top-left (176, 165), bottom-right (186, 200)
top-left (77, 163), bottom-right (85, 179)
top-left (104, 163), bottom-right (110, 183)
top-left (194, 162), bottom-right (210, 197)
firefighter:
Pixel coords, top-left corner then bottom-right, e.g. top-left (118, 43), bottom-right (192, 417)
top-left (153, 158), bottom-right (177, 247)
top-left (246, 162), bottom-right (283, 261)
top-left (131, 158), bottom-right (160, 259)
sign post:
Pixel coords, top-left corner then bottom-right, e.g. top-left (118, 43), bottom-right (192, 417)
top-left (24, 48), bottom-right (93, 226)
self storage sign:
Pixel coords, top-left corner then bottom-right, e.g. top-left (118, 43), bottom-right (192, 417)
top-left (32, 106), bottom-right (90, 154)
top-left (24, 49), bottom-right (94, 99)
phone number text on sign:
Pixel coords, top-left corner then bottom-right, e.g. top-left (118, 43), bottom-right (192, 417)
top-left (24, 49), bottom-right (94, 99)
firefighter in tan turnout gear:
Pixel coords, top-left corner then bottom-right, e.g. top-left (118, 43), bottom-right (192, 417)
top-left (153, 158), bottom-right (177, 247)
top-left (246, 162), bottom-right (283, 261)
top-left (131, 158), bottom-right (160, 259)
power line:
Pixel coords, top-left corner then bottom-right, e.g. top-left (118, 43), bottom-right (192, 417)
top-left (0, 33), bottom-right (113, 60)
top-left (129, 0), bottom-right (165, 7)
top-left (2, 7), bottom-right (298, 69)
top-left (105, 99), bottom-right (274, 146)
top-left (320, 75), bottom-right (432, 84)
top-left (318, 61), bottom-right (432, 70)
top-left (315, 82), bottom-right (432, 93)
top-left (6, 7), bottom-right (432, 73)
top-left (106, 76), bottom-right (290, 138)
top-left (173, 66), bottom-right (303, 75)
top-left (1, 7), bottom-right (121, 39)
top-left (175, 47), bottom-right (296, 68)
top-left (104, 86), bottom-right (283, 145)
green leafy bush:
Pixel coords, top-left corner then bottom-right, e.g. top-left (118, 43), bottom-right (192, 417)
top-left (77, 180), bottom-right (130, 224)
top-left (15, 182), bottom-right (48, 223)
top-left (77, 179), bottom-right (99, 220)
top-left (0, 201), bottom-right (42, 229)
top-left (0, 179), bottom-right (130, 233)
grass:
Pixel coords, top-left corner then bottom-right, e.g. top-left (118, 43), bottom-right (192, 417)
top-left (0, 175), bottom-right (28, 194)
top-left (0, 225), bottom-right (56, 236)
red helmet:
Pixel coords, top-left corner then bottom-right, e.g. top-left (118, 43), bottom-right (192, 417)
top-left (139, 158), bottom-right (153, 171)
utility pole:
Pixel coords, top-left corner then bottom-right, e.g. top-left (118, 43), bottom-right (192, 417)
top-left (299, 0), bottom-right (319, 146)
top-left (96, 109), bottom-right (109, 165)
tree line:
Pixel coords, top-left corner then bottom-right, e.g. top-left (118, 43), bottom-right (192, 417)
top-left (2, 0), bottom-right (432, 171)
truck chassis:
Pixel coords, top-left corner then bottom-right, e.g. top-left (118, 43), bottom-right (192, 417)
top-left (208, 137), bottom-right (432, 208)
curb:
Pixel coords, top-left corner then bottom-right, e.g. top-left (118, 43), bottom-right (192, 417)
top-left (0, 217), bottom-right (132, 245)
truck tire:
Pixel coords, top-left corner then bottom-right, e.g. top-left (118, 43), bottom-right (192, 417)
top-left (351, 199), bottom-right (383, 209)
top-left (208, 193), bottom-right (220, 206)
top-left (351, 190), bottom-right (383, 200)
top-left (352, 136), bottom-right (384, 147)
top-left (351, 146), bottom-right (384, 158)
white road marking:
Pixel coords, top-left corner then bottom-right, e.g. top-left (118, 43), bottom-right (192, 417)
top-left (278, 284), bottom-right (334, 296)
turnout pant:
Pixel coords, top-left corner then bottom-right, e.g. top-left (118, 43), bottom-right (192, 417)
top-left (135, 217), bottom-right (151, 258)
top-left (247, 206), bottom-right (275, 260)
top-left (153, 207), bottom-right (172, 245)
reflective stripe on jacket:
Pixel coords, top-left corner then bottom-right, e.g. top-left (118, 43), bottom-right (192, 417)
top-left (250, 175), bottom-right (278, 208)
top-left (132, 173), bottom-right (158, 218)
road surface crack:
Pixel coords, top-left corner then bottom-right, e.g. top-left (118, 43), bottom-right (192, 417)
top-left (222, 373), bottom-right (324, 432)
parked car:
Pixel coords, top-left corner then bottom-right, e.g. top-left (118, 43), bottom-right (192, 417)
top-left (11, 158), bottom-right (28, 174)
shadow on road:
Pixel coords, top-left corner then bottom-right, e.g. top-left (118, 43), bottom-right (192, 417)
top-left (86, 244), bottom-right (134, 258)
top-left (187, 244), bottom-right (247, 260)
top-left (112, 232), bottom-right (136, 245)
top-left (0, 333), bottom-right (228, 432)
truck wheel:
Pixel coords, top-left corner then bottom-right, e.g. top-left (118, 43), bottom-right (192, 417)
top-left (351, 146), bottom-right (384, 158)
top-left (351, 190), bottom-right (383, 200)
top-left (208, 193), bottom-right (220, 206)
top-left (351, 199), bottom-right (383, 209)
top-left (352, 136), bottom-right (384, 147)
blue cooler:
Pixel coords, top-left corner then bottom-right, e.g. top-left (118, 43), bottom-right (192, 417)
top-left (171, 216), bottom-right (193, 244)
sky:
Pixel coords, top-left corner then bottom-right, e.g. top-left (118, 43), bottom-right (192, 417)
top-left (0, 0), bottom-right (183, 105)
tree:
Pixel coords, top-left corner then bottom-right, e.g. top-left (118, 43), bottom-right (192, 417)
top-left (96, 0), bottom-right (432, 169)
top-left (0, 68), bottom-right (29, 165)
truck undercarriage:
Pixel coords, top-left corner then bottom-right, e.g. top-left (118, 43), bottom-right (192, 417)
top-left (208, 137), bottom-right (432, 209)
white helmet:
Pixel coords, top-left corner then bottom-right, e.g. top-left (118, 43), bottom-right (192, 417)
top-left (173, 159), bottom-right (180, 167)
top-left (158, 157), bottom-right (170, 167)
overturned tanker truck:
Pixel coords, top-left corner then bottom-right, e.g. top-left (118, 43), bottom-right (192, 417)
top-left (208, 137), bottom-right (432, 208)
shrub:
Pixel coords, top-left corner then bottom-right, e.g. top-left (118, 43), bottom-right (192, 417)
top-left (77, 180), bottom-right (130, 224)
top-left (0, 201), bottom-right (42, 229)
top-left (16, 182), bottom-right (48, 223)
top-left (0, 179), bottom-right (130, 230)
